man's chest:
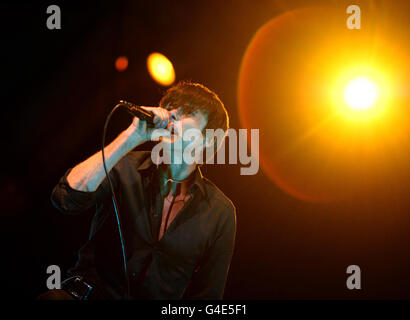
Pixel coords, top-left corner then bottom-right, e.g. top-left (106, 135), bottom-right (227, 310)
top-left (121, 188), bottom-right (210, 263)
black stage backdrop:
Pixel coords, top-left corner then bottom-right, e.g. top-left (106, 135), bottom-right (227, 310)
top-left (1, 0), bottom-right (409, 301)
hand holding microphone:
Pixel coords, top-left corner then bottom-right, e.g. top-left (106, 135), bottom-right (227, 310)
top-left (121, 100), bottom-right (171, 143)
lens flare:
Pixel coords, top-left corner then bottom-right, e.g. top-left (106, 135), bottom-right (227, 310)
top-left (147, 52), bottom-right (175, 86)
top-left (344, 77), bottom-right (379, 110)
top-left (238, 7), bottom-right (409, 202)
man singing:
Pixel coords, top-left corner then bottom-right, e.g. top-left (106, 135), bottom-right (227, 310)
top-left (47, 81), bottom-right (236, 300)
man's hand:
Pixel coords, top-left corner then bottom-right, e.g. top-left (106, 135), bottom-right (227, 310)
top-left (127, 106), bottom-right (171, 145)
top-left (67, 106), bottom-right (172, 192)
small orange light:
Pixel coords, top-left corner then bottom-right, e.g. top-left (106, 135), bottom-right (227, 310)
top-left (115, 56), bottom-right (128, 72)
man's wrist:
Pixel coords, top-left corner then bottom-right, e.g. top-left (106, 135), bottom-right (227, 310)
top-left (123, 125), bottom-right (148, 148)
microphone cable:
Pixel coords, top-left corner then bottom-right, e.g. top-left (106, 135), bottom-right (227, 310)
top-left (101, 100), bottom-right (164, 298)
top-left (101, 102), bottom-right (130, 299)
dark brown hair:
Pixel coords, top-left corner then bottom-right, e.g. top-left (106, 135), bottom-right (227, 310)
top-left (159, 80), bottom-right (229, 131)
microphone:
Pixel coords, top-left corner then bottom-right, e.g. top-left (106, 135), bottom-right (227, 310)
top-left (119, 100), bottom-right (156, 126)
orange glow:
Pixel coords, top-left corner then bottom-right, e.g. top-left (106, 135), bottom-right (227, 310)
top-left (147, 52), bottom-right (175, 86)
top-left (115, 56), bottom-right (128, 72)
top-left (238, 7), bottom-right (409, 202)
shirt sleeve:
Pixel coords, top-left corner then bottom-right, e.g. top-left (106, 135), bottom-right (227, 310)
top-left (50, 167), bottom-right (118, 215)
top-left (183, 206), bottom-right (237, 300)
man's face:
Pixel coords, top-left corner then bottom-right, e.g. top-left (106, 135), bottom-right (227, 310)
top-left (160, 106), bottom-right (208, 159)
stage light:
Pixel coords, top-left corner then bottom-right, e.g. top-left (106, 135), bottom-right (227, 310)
top-left (331, 65), bottom-right (391, 122)
top-left (115, 56), bottom-right (128, 72)
top-left (238, 7), bottom-right (408, 202)
top-left (147, 52), bottom-right (175, 86)
top-left (344, 77), bottom-right (379, 110)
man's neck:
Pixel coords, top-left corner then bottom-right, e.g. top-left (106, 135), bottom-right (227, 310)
top-left (159, 163), bottom-right (198, 197)
top-left (163, 162), bottom-right (197, 182)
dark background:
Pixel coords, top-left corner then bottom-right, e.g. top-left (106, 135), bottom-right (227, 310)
top-left (1, 0), bottom-right (409, 300)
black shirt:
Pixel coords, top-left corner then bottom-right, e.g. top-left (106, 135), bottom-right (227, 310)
top-left (51, 151), bottom-right (236, 299)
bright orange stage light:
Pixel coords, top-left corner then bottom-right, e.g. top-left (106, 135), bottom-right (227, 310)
top-left (147, 52), bottom-right (175, 86)
top-left (238, 7), bottom-right (409, 202)
top-left (344, 77), bottom-right (379, 111)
